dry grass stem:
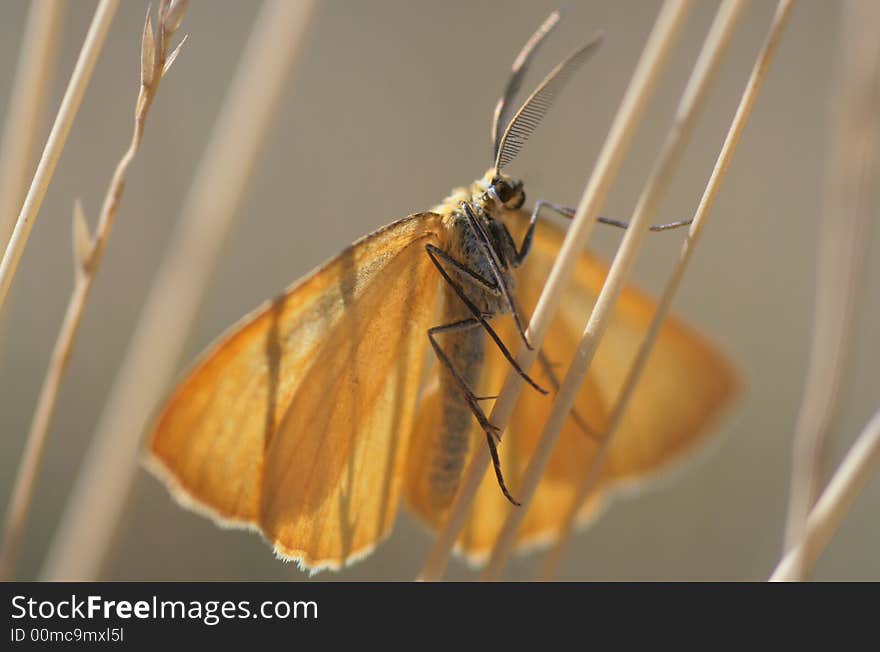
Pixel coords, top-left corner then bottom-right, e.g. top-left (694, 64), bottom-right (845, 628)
top-left (482, 0), bottom-right (749, 581)
top-left (771, 408), bottom-right (880, 581)
top-left (539, 0), bottom-right (796, 581)
top-left (0, 0), bottom-right (67, 252)
top-left (0, 0), bottom-right (189, 581)
top-left (0, 0), bottom-right (118, 314)
top-left (418, 0), bottom-right (694, 582)
top-left (41, 0), bottom-right (316, 581)
top-left (781, 0), bottom-right (880, 575)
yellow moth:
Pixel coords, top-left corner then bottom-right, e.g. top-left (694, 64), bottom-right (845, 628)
top-left (146, 12), bottom-right (738, 572)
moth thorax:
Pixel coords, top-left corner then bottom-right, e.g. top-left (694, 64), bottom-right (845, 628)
top-left (446, 214), bottom-right (513, 317)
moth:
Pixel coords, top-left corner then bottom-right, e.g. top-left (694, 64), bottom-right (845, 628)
top-left (146, 12), bottom-right (738, 572)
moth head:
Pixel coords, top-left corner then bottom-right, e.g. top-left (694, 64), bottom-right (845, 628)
top-left (488, 173), bottom-right (525, 211)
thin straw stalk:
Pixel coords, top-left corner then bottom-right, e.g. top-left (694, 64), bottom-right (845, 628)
top-left (771, 408), bottom-right (880, 581)
top-left (0, 0), bottom-right (118, 314)
top-left (0, 0), bottom-right (67, 251)
top-left (540, 0), bottom-right (796, 581)
top-left (0, 0), bottom-right (189, 581)
top-left (482, 0), bottom-right (749, 581)
top-left (418, 0), bottom-right (694, 582)
top-left (41, 0), bottom-right (316, 581)
top-left (781, 0), bottom-right (880, 574)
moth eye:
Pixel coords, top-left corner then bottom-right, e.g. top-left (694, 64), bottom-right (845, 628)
top-left (494, 181), bottom-right (515, 203)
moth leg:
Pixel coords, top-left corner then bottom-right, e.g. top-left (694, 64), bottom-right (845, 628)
top-left (427, 319), bottom-right (499, 437)
top-left (425, 244), bottom-right (546, 395)
top-left (461, 202), bottom-right (534, 352)
top-left (427, 318), bottom-right (520, 506)
top-left (536, 349), bottom-right (602, 443)
top-left (531, 200), bottom-right (696, 230)
top-left (515, 200), bottom-right (693, 266)
top-left (511, 199), bottom-right (550, 266)
top-left (597, 215), bottom-right (693, 231)
top-left (426, 242), bottom-right (501, 296)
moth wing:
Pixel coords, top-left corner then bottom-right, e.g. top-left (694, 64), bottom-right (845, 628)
top-left (147, 213), bottom-right (446, 571)
top-left (453, 211), bottom-right (740, 562)
top-left (518, 212), bottom-right (740, 484)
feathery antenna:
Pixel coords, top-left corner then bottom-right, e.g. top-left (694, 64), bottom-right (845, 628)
top-left (494, 32), bottom-right (603, 172)
top-left (491, 10), bottom-right (563, 157)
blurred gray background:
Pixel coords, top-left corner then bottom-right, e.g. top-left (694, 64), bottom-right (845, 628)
top-left (1, 0), bottom-right (877, 581)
